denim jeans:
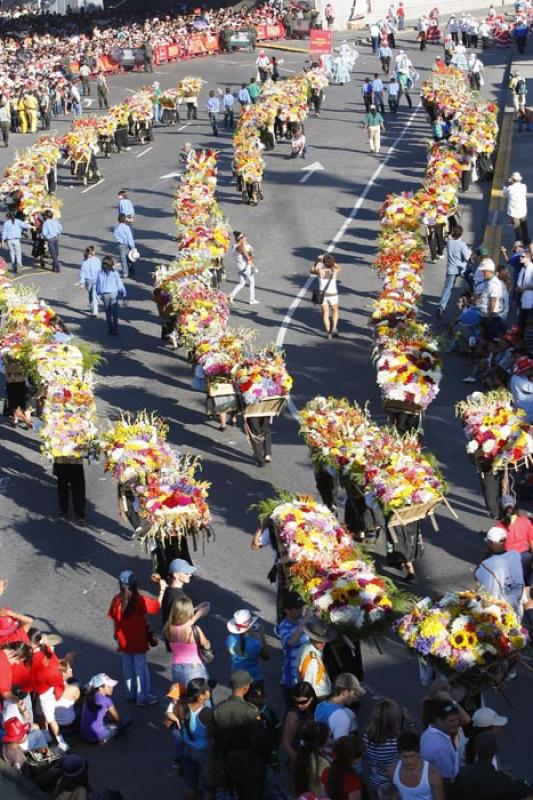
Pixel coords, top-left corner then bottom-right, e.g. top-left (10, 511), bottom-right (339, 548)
top-left (171, 662), bottom-right (208, 687)
top-left (85, 279), bottom-right (98, 315)
top-left (101, 292), bottom-right (119, 334)
top-left (6, 238), bottom-right (22, 271)
top-left (47, 236), bottom-right (60, 271)
top-left (153, 103), bottom-right (161, 122)
top-left (117, 243), bottom-right (130, 276)
top-left (229, 266), bottom-right (256, 302)
top-left (438, 273), bottom-right (458, 311)
top-left (171, 726), bottom-right (183, 761)
top-left (121, 652), bottom-right (150, 702)
top-left (183, 745), bottom-right (209, 792)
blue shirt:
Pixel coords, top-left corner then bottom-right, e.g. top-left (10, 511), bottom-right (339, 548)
top-left (372, 78), bottom-right (383, 94)
top-left (379, 46), bottom-right (392, 58)
top-left (2, 218), bottom-right (28, 240)
top-left (96, 269), bottom-right (126, 298)
top-left (113, 222), bottom-right (134, 248)
top-left (42, 219), bottom-right (62, 240)
top-left (238, 88), bottom-right (251, 104)
top-left (118, 197), bottom-right (135, 217)
top-left (206, 97), bottom-right (220, 114)
top-left (79, 255), bottom-right (101, 283)
top-left (223, 93), bottom-right (235, 109)
top-left (276, 618), bottom-right (309, 687)
top-left (226, 633), bottom-right (263, 681)
top-left (446, 238), bottom-right (470, 275)
top-left (387, 82), bottom-right (400, 97)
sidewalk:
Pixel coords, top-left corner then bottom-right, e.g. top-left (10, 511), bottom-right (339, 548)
top-left (484, 55), bottom-right (533, 260)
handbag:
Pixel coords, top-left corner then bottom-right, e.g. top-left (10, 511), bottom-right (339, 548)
top-left (146, 624), bottom-right (158, 648)
top-left (312, 271), bottom-right (334, 305)
top-left (193, 625), bottom-right (214, 664)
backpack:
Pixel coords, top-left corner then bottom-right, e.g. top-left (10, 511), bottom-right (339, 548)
top-left (516, 79), bottom-right (527, 96)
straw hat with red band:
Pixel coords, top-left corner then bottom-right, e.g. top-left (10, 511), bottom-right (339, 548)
top-left (227, 609), bottom-right (258, 634)
top-left (514, 356), bottom-right (533, 375)
top-left (2, 717), bottom-right (31, 743)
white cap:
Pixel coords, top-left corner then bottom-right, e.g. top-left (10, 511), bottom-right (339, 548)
top-left (472, 707), bottom-right (508, 728)
top-left (481, 258), bottom-right (496, 272)
top-left (485, 526), bottom-right (507, 544)
top-left (511, 171), bottom-right (522, 182)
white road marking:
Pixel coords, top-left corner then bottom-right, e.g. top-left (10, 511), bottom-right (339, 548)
top-left (275, 103), bottom-right (422, 419)
top-left (300, 161), bottom-right (325, 183)
top-left (125, 88), bottom-right (135, 94)
top-left (159, 171), bottom-right (181, 179)
top-left (137, 147), bottom-right (153, 158)
top-left (83, 99), bottom-right (94, 108)
top-left (81, 178), bottom-right (106, 194)
top-left (177, 122), bottom-right (193, 132)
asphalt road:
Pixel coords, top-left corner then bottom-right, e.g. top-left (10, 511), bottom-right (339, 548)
top-left (1, 29), bottom-right (531, 797)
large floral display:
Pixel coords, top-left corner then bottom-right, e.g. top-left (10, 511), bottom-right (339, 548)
top-left (372, 64), bottom-right (498, 414)
top-left (456, 389), bottom-right (533, 471)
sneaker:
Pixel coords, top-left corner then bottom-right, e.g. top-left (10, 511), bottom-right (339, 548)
top-left (56, 739), bottom-right (70, 752)
top-left (462, 375), bottom-right (477, 383)
top-left (249, 299), bottom-right (260, 305)
top-left (265, 455), bottom-right (272, 463)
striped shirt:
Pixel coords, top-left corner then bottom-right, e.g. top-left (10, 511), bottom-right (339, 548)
top-left (276, 618), bottom-right (309, 687)
top-left (362, 733), bottom-right (399, 789)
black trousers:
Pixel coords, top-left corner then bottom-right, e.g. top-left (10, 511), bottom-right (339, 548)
top-left (451, 31), bottom-right (459, 44)
top-left (246, 416), bottom-right (272, 463)
top-left (461, 169), bottom-right (472, 193)
top-left (363, 94), bottom-right (372, 113)
top-left (428, 223), bottom-right (446, 260)
top-left (209, 112), bottom-right (218, 135)
top-left (0, 121), bottom-right (9, 146)
top-left (314, 467), bottom-right (338, 510)
top-left (151, 536), bottom-right (192, 578)
top-left (478, 470), bottom-right (502, 519)
top-left (53, 463), bottom-right (86, 518)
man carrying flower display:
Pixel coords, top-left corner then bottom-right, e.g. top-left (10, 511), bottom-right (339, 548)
top-left (475, 527), bottom-right (525, 614)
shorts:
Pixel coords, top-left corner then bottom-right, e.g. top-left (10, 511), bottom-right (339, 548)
top-left (39, 687), bottom-right (57, 724)
top-left (323, 294), bottom-right (339, 307)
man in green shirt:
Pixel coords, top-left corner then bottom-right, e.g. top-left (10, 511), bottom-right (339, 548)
top-left (247, 77), bottom-right (261, 105)
top-left (397, 71), bottom-right (413, 108)
top-left (362, 105), bottom-right (385, 153)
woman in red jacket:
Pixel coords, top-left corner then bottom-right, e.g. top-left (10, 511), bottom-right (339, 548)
top-left (108, 570), bottom-right (162, 707)
top-left (30, 630), bottom-right (68, 751)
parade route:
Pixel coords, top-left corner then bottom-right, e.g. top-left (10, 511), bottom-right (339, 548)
top-left (2, 21), bottom-right (533, 798)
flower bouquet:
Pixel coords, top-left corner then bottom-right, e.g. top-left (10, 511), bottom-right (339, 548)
top-left (378, 193), bottom-right (421, 231)
top-left (176, 283), bottom-right (230, 349)
top-left (40, 378), bottom-right (99, 460)
top-left (299, 396), bottom-right (369, 469)
top-left (178, 76), bottom-right (204, 98)
top-left (126, 91), bottom-right (153, 122)
top-left (395, 590), bottom-right (529, 692)
top-left (456, 389), bottom-right (533, 471)
top-left (102, 412), bottom-right (174, 485)
top-left (375, 338), bottom-right (443, 412)
top-left (233, 348), bottom-right (292, 414)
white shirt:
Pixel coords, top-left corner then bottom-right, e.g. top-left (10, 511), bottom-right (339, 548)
top-left (511, 374), bottom-right (533, 423)
top-left (297, 643), bottom-right (331, 697)
top-left (475, 551), bottom-right (525, 613)
top-left (503, 181), bottom-right (528, 218)
top-left (517, 261), bottom-right (533, 309)
top-left (475, 274), bottom-right (503, 315)
top-left (370, 23), bottom-right (380, 36)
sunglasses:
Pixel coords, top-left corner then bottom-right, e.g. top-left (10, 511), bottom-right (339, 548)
top-left (294, 697), bottom-right (312, 706)
top-left (441, 703), bottom-right (458, 714)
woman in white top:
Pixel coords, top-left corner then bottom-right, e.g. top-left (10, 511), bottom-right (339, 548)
top-left (388, 732), bottom-right (445, 800)
top-left (229, 231), bottom-right (259, 305)
top-left (310, 254), bottom-right (341, 337)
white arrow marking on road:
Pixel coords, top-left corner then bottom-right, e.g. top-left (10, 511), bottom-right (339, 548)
top-left (159, 171), bottom-right (181, 179)
top-left (299, 161), bottom-right (325, 183)
top-left (83, 99), bottom-right (94, 108)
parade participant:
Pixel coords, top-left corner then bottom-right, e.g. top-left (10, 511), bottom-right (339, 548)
top-left (363, 104), bottom-right (385, 154)
top-left (227, 608), bottom-right (269, 682)
top-left (379, 42), bottom-right (393, 75)
top-left (180, 142), bottom-right (196, 168)
top-left (276, 591), bottom-right (309, 708)
top-left (310, 253), bottom-right (341, 337)
top-left (475, 527), bottom-right (525, 614)
top-left (315, 673), bottom-right (365, 742)
top-left (397, 2), bottom-right (405, 30)
top-left (95, 256), bottom-right (127, 336)
top-left (386, 77), bottom-right (399, 113)
top-left (362, 77), bottom-right (374, 113)
top-left (78, 245), bottom-right (101, 317)
top-left (292, 721), bottom-right (331, 796)
top-left (397, 70), bottom-right (413, 108)
top-left (503, 172), bottom-right (530, 245)
top-left (108, 570), bottom-right (160, 706)
top-left (184, 87), bottom-right (199, 120)
top-left (80, 673), bottom-right (130, 743)
top-left (143, 39), bottom-right (154, 72)
top-left (497, 495), bottom-right (533, 584)
top-left (246, 414), bottom-right (273, 466)
top-left (229, 231), bottom-right (259, 305)
top-left (2, 212), bottom-right (30, 275)
top-left (371, 73), bottom-right (385, 114)
top-left (113, 214), bottom-right (136, 278)
top-left (436, 225), bottom-right (471, 317)
top-left (322, 735), bottom-right (365, 799)
top-left (248, 76), bottom-right (261, 104)
top-left (256, 50), bottom-right (271, 82)
top-left (296, 617), bottom-right (334, 700)
top-left (164, 595), bottom-right (211, 685)
top-left (117, 190), bottom-right (135, 224)
top-left (370, 21), bottom-right (381, 55)
top-left (206, 89), bottom-right (220, 137)
top-left (96, 71), bottom-right (109, 110)
top-left (467, 53), bottom-right (484, 90)
top-left (238, 82), bottom-right (251, 107)
top-left (53, 457), bottom-right (86, 524)
top-left (390, 731), bottom-right (445, 800)
top-left (281, 682), bottom-right (317, 763)
top-left (223, 87), bottom-right (235, 129)
top-left (41, 210), bottom-right (62, 273)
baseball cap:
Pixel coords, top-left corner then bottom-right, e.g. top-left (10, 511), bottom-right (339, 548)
top-left (480, 258), bottom-right (495, 272)
top-left (230, 669), bottom-right (253, 690)
top-left (118, 570), bottom-right (137, 587)
top-left (511, 171), bottom-right (522, 182)
top-left (168, 559), bottom-right (197, 576)
top-left (335, 673), bottom-right (366, 696)
top-left (500, 494), bottom-right (516, 510)
top-left (472, 707), bottom-right (508, 728)
top-left (283, 591), bottom-right (305, 610)
top-left (476, 245), bottom-right (489, 257)
top-left (88, 673), bottom-right (118, 690)
top-left (485, 527), bottom-right (507, 544)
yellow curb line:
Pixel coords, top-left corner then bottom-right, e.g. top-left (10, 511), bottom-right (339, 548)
top-left (483, 109), bottom-right (515, 263)
top-left (10, 269), bottom-right (54, 284)
top-left (261, 43), bottom-right (309, 53)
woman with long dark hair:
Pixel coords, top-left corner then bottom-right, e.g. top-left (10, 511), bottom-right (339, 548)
top-left (175, 678), bottom-right (213, 800)
top-left (322, 735), bottom-right (364, 800)
top-left (363, 698), bottom-right (404, 794)
top-left (292, 721), bottom-right (330, 797)
top-left (281, 681), bottom-right (317, 764)
top-left (107, 570), bottom-right (161, 706)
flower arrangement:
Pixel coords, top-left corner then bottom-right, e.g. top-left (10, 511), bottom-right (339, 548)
top-left (139, 460), bottom-right (211, 540)
top-left (395, 590), bottom-right (529, 676)
top-left (101, 412), bottom-right (174, 485)
top-left (299, 396), bottom-right (370, 469)
top-left (126, 91), bottom-right (153, 122)
top-left (193, 328), bottom-right (255, 379)
top-left (449, 102), bottom-right (498, 155)
top-left (233, 348), bottom-right (292, 404)
top-left (378, 193), bottom-right (421, 230)
top-left (178, 76), bottom-right (204, 98)
top-left (456, 389), bottom-right (533, 470)
top-left (375, 339), bottom-right (443, 410)
top-left (40, 378), bottom-right (98, 460)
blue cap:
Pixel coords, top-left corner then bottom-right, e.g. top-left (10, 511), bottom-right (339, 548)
top-left (168, 559), bottom-right (197, 576)
top-left (118, 570), bottom-right (136, 587)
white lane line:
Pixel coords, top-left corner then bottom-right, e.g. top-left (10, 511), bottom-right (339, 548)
top-left (177, 122), bottom-right (193, 132)
top-left (81, 178), bottom-right (106, 194)
top-left (137, 146), bottom-right (153, 158)
top-left (276, 103), bottom-right (422, 420)
top-left (125, 88), bottom-right (135, 94)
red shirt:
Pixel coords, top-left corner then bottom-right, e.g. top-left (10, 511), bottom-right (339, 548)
top-left (31, 648), bottom-right (65, 699)
top-left (0, 609), bottom-right (30, 646)
top-left (0, 650), bottom-right (13, 696)
top-left (322, 767), bottom-right (363, 800)
top-left (108, 593), bottom-right (160, 654)
top-left (10, 659), bottom-right (34, 694)
top-left (498, 515), bottom-right (533, 554)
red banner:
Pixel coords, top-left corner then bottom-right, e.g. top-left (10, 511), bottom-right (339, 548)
top-left (167, 43), bottom-right (182, 60)
top-left (309, 29), bottom-right (332, 54)
top-left (97, 55), bottom-right (120, 73)
top-left (154, 45), bottom-right (169, 64)
top-left (256, 22), bottom-right (286, 40)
